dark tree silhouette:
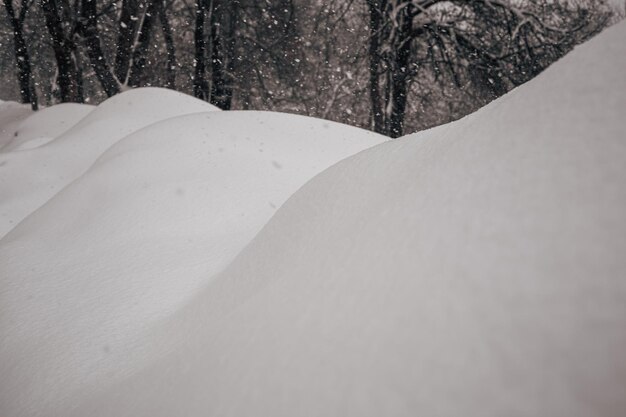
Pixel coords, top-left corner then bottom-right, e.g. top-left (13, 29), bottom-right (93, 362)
top-left (2, 0), bottom-right (37, 109)
top-left (365, 0), bottom-right (612, 137)
top-left (78, 0), bottom-right (120, 96)
top-left (114, 0), bottom-right (140, 84)
top-left (41, 0), bottom-right (83, 102)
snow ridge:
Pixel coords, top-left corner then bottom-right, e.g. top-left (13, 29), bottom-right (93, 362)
top-left (0, 21), bottom-right (625, 417)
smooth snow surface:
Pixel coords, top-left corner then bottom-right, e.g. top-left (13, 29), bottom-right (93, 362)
top-left (0, 98), bottom-right (386, 416)
top-left (1, 102), bottom-right (94, 152)
top-left (0, 101), bottom-right (31, 149)
top-left (1, 23), bottom-right (626, 417)
top-left (0, 87), bottom-right (219, 238)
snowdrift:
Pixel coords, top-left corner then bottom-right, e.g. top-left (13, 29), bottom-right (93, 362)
top-left (1, 21), bottom-right (625, 417)
top-left (0, 88), bottom-right (219, 238)
top-left (1, 102), bottom-right (94, 152)
top-left (0, 93), bottom-right (386, 416)
top-left (49, 21), bottom-right (625, 417)
top-left (0, 100), bottom-right (32, 149)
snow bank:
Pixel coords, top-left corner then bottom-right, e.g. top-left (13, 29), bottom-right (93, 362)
top-left (1, 21), bottom-right (625, 417)
top-left (0, 87), bottom-right (218, 238)
top-left (0, 107), bottom-right (385, 416)
top-left (1, 102), bottom-right (94, 152)
top-left (46, 21), bottom-right (625, 417)
top-left (0, 101), bottom-right (31, 149)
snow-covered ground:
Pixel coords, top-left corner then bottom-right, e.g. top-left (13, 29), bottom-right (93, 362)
top-left (0, 102), bottom-right (96, 152)
top-left (0, 88), bottom-right (222, 239)
top-left (0, 100), bottom-right (33, 149)
top-left (0, 86), bottom-right (386, 417)
top-left (1, 21), bottom-right (625, 417)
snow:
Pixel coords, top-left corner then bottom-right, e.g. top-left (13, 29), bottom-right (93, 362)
top-left (0, 100), bottom-right (31, 149)
top-left (0, 95), bottom-right (385, 416)
top-left (1, 102), bottom-right (94, 152)
top-left (0, 87), bottom-right (219, 239)
top-left (1, 21), bottom-right (625, 417)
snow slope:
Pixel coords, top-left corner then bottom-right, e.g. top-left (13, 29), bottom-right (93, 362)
top-left (0, 102), bottom-right (94, 152)
top-left (0, 87), bottom-right (218, 238)
top-left (0, 101), bottom-right (31, 149)
top-left (41, 21), bottom-right (625, 417)
top-left (0, 107), bottom-right (386, 415)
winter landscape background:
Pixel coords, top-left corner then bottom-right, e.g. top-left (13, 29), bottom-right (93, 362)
top-left (1, 0), bottom-right (623, 135)
top-left (1, 1), bottom-right (625, 417)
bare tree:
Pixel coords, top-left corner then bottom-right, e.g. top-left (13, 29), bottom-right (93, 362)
top-left (157, 0), bottom-right (176, 89)
top-left (114, 0), bottom-right (140, 83)
top-left (78, 0), bottom-right (120, 96)
top-left (365, 0), bottom-right (612, 137)
top-left (0, 0), bottom-right (612, 130)
top-left (127, 0), bottom-right (158, 86)
top-left (41, 0), bottom-right (83, 102)
top-left (193, 0), bottom-right (238, 108)
top-left (209, 0), bottom-right (237, 109)
top-left (2, 0), bottom-right (37, 109)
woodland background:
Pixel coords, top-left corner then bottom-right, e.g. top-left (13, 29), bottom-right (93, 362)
top-left (1, 0), bottom-right (621, 137)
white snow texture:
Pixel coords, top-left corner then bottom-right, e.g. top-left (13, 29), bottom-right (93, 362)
top-left (1, 21), bottom-right (625, 417)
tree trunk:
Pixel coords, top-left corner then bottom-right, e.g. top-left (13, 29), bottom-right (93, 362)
top-left (127, 0), bottom-right (157, 87)
top-left (41, 0), bottom-right (82, 102)
top-left (157, 0), bottom-right (176, 89)
top-left (221, 0), bottom-right (237, 109)
top-left (80, 0), bottom-right (120, 97)
top-left (366, 0), bottom-right (384, 134)
top-left (209, 0), bottom-right (228, 109)
top-left (388, 5), bottom-right (413, 138)
top-left (3, 0), bottom-right (37, 109)
top-left (193, 0), bottom-right (208, 99)
top-left (114, 0), bottom-right (140, 84)
top-left (75, 50), bottom-right (85, 102)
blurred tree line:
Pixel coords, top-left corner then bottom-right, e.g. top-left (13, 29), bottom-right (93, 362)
top-left (0, 0), bottom-right (617, 136)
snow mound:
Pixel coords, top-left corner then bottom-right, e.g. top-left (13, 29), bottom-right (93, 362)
top-left (57, 87), bottom-right (220, 145)
top-left (50, 22), bottom-right (626, 417)
top-left (0, 110), bottom-right (386, 416)
top-left (0, 101), bottom-right (31, 149)
top-left (0, 87), bottom-right (218, 238)
top-left (1, 103), bottom-right (94, 152)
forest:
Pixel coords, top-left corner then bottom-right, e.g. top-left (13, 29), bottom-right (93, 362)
top-left (0, 0), bottom-right (618, 136)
